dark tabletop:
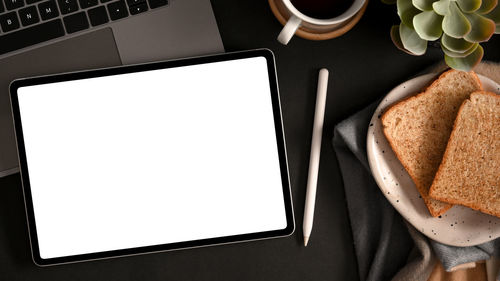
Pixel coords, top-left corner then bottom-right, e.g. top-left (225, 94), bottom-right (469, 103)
top-left (1, 0), bottom-right (499, 280)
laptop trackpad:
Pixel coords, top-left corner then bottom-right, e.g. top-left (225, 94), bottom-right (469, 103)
top-left (0, 28), bottom-right (122, 177)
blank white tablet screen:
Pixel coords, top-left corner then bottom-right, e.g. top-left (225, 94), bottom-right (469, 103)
top-left (17, 57), bottom-right (287, 259)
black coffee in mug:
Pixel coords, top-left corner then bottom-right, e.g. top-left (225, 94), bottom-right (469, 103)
top-left (290, 0), bottom-right (353, 19)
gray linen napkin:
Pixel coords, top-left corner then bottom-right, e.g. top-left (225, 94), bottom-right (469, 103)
top-left (332, 63), bottom-right (500, 281)
top-left (332, 101), bottom-right (418, 281)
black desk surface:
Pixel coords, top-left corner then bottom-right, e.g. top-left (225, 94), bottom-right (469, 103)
top-left (1, 0), bottom-right (499, 280)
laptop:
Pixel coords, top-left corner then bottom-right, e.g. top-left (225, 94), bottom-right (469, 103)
top-left (0, 0), bottom-right (224, 177)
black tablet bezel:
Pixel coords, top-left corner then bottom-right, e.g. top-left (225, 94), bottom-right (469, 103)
top-left (10, 49), bottom-right (295, 266)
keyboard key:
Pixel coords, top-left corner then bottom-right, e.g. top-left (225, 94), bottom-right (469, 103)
top-left (4, 0), bottom-right (24, 10)
top-left (147, 0), bottom-right (166, 9)
top-left (125, 0), bottom-right (143, 6)
top-left (128, 2), bottom-right (146, 15)
top-left (78, 0), bottom-right (97, 8)
top-left (107, 0), bottom-right (127, 20)
top-left (57, 0), bottom-right (78, 14)
top-left (87, 5), bottom-right (107, 26)
top-left (19, 6), bottom-right (39, 26)
top-left (63, 11), bottom-right (88, 33)
top-left (0, 11), bottom-right (20, 32)
top-left (38, 0), bottom-right (59, 20)
top-left (26, 0), bottom-right (42, 4)
top-left (0, 19), bottom-right (64, 55)
top-left (0, 1), bottom-right (5, 13)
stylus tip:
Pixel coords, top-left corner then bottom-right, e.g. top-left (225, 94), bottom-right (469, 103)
top-left (304, 236), bottom-right (309, 247)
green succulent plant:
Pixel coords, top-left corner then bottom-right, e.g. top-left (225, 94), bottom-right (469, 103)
top-left (384, 0), bottom-right (500, 71)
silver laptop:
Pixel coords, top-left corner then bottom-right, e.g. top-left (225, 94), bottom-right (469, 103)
top-left (0, 0), bottom-right (224, 177)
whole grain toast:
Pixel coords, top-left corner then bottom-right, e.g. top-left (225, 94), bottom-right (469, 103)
top-left (381, 70), bottom-right (483, 217)
top-left (429, 91), bottom-right (500, 218)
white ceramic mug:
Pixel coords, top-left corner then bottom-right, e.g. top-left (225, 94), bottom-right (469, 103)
top-left (276, 0), bottom-right (366, 45)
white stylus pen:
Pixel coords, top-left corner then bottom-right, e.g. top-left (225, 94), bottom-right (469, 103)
top-left (303, 68), bottom-right (329, 247)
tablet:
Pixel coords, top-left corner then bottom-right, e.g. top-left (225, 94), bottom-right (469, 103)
top-left (10, 49), bottom-right (294, 266)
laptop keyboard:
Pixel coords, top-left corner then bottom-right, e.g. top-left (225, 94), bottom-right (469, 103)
top-left (0, 0), bottom-right (168, 56)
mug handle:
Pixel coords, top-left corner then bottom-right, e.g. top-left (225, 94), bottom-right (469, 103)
top-left (277, 15), bottom-right (302, 45)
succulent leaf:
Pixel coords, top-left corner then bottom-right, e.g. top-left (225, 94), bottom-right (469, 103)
top-left (484, 2), bottom-right (500, 24)
top-left (391, 25), bottom-right (420, 55)
top-left (413, 0), bottom-right (436, 11)
top-left (433, 0), bottom-right (451, 15)
top-left (413, 11), bottom-right (444, 40)
top-left (456, 0), bottom-right (482, 13)
top-left (441, 33), bottom-right (475, 52)
top-left (496, 24), bottom-right (500, 34)
top-left (442, 42), bottom-right (479, 57)
top-left (477, 0), bottom-right (498, 14)
top-left (442, 2), bottom-right (472, 37)
top-left (399, 23), bottom-right (428, 55)
top-left (463, 13), bottom-right (496, 42)
top-left (444, 44), bottom-right (484, 71)
top-left (390, 25), bottom-right (405, 50)
top-left (398, 0), bottom-right (421, 28)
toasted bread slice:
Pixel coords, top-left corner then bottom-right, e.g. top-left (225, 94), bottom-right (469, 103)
top-left (429, 91), bottom-right (500, 218)
top-left (381, 70), bottom-right (482, 217)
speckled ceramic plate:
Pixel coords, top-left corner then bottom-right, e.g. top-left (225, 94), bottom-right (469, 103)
top-left (367, 73), bottom-right (500, 247)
